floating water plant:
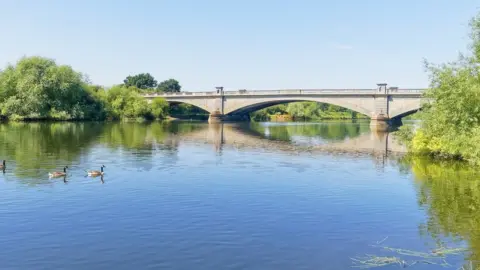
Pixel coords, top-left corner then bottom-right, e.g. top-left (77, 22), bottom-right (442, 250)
top-left (351, 237), bottom-right (468, 268)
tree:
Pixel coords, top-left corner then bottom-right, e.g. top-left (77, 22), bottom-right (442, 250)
top-left (103, 85), bottom-right (152, 119)
top-left (150, 97), bottom-right (169, 119)
top-left (123, 73), bottom-right (157, 89)
top-left (0, 56), bottom-right (106, 120)
top-left (403, 12), bottom-right (480, 165)
top-left (157, 78), bottom-right (181, 93)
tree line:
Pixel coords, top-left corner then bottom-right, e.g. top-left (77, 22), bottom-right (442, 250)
top-left (0, 56), bottom-right (186, 121)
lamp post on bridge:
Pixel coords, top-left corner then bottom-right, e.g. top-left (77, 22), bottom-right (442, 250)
top-left (377, 83), bottom-right (388, 93)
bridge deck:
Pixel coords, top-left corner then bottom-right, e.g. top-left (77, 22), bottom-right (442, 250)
top-left (143, 88), bottom-right (425, 98)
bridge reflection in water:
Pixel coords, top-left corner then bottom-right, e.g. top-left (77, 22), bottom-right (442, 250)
top-left (163, 122), bottom-right (407, 168)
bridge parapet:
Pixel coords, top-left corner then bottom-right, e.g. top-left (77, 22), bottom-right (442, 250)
top-left (142, 88), bottom-right (425, 98)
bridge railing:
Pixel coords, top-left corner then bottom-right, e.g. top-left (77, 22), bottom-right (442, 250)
top-left (142, 88), bottom-right (425, 97)
top-left (392, 88), bottom-right (425, 93)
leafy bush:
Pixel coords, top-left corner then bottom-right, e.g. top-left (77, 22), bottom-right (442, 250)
top-left (103, 85), bottom-right (152, 120)
top-left (150, 97), bottom-right (169, 119)
top-left (407, 13), bottom-right (480, 165)
top-left (0, 56), bottom-right (105, 120)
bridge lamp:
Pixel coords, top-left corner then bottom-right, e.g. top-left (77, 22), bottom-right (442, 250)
top-left (377, 83), bottom-right (388, 93)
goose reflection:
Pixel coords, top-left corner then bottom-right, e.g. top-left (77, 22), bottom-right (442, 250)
top-left (85, 173), bottom-right (105, 184)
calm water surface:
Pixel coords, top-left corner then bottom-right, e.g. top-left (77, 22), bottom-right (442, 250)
top-left (0, 121), bottom-right (478, 269)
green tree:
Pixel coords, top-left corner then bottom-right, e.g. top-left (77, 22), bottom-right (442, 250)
top-left (0, 56), bottom-right (105, 120)
top-left (157, 78), bottom-right (181, 93)
top-left (123, 73), bottom-right (158, 89)
top-left (402, 12), bottom-right (480, 165)
top-left (286, 102), bottom-right (306, 118)
top-left (169, 103), bottom-right (207, 115)
top-left (103, 85), bottom-right (152, 119)
top-left (150, 97), bottom-right (169, 119)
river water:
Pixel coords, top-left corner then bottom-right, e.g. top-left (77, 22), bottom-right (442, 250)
top-left (0, 121), bottom-right (477, 269)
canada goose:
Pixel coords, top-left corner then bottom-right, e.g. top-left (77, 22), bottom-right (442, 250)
top-left (0, 160), bottom-right (5, 170)
top-left (87, 165), bottom-right (105, 177)
top-left (49, 166), bottom-right (68, 178)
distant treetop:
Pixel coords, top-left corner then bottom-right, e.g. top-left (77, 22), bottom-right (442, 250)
top-left (157, 79), bottom-right (181, 93)
top-left (123, 73), bottom-right (158, 89)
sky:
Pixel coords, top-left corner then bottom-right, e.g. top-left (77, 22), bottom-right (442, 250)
top-left (0, 0), bottom-right (478, 91)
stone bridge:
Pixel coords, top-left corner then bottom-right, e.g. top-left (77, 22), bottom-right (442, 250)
top-left (142, 83), bottom-right (426, 130)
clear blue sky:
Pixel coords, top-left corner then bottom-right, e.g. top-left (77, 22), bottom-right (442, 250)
top-left (0, 0), bottom-right (478, 90)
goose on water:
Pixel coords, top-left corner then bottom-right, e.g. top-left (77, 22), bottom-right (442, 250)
top-left (86, 165), bottom-right (105, 177)
top-left (49, 166), bottom-right (68, 178)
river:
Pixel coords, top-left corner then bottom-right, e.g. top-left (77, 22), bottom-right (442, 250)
top-left (0, 121), bottom-right (477, 269)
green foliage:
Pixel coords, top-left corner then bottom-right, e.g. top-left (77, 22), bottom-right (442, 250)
top-left (251, 110), bottom-right (269, 121)
top-left (0, 56), bottom-right (105, 120)
top-left (407, 12), bottom-right (480, 165)
top-left (103, 85), bottom-right (153, 120)
top-left (157, 78), bottom-right (181, 93)
top-left (168, 103), bottom-right (207, 116)
top-left (250, 101), bottom-right (367, 121)
top-left (150, 97), bottom-right (169, 119)
top-left (393, 125), bottom-right (415, 148)
top-left (0, 56), bottom-right (185, 122)
top-left (402, 112), bottom-right (421, 120)
top-left (123, 73), bottom-right (158, 89)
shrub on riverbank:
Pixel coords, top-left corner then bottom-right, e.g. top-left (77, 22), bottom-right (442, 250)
top-left (0, 56), bottom-right (170, 121)
top-left (102, 85), bottom-right (152, 120)
top-left (150, 97), bottom-right (169, 119)
top-left (396, 13), bottom-right (480, 165)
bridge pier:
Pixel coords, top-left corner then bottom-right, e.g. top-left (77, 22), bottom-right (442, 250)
top-left (208, 112), bottom-right (224, 123)
top-left (369, 116), bottom-right (403, 132)
top-left (369, 119), bottom-right (390, 132)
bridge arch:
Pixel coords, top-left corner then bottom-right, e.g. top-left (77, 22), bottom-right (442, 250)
top-left (224, 97), bottom-right (373, 117)
top-left (389, 100), bottom-right (423, 119)
top-left (147, 98), bottom-right (212, 114)
top-left (167, 101), bottom-right (210, 114)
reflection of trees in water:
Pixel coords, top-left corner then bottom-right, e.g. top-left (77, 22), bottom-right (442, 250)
top-left (0, 122), bottom-right (104, 183)
top-left (400, 156), bottom-right (480, 268)
top-left (1, 121), bottom-right (392, 184)
top-left (93, 122), bottom-right (206, 171)
top-left (0, 122), bottom-right (208, 182)
top-left (99, 122), bottom-right (205, 151)
top-left (245, 121), bottom-right (370, 142)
